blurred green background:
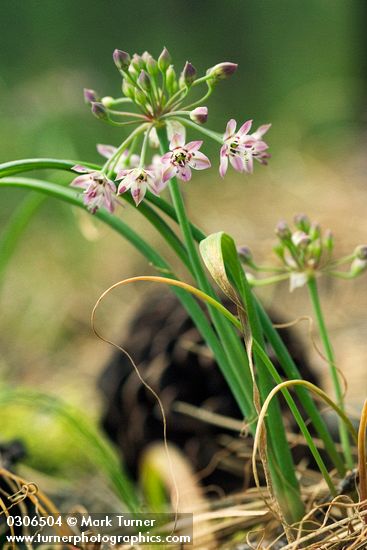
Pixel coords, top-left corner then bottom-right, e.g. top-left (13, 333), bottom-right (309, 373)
top-left (0, 0), bottom-right (366, 496)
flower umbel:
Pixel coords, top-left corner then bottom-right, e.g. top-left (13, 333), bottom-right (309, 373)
top-left (240, 214), bottom-right (367, 292)
top-left (70, 166), bottom-right (118, 214)
top-left (73, 47), bottom-right (272, 214)
top-left (161, 133), bottom-right (211, 183)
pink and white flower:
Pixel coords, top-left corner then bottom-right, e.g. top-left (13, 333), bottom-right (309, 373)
top-left (116, 167), bottom-right (165, 206)
top-left (161, 133), bottom-right (211, 183)
top-left (219, 119), bottom-right (271, 177)
top-left (70, 166), bottom-right (118, 214)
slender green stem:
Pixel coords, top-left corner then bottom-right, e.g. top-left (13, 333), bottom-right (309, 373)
top-left (255, 304), bottom-right (345, 476)
top-left (324, 270), bottom-right (353, 279)
top-left (138, 126), bottom-right (151, 168)
top-left (191, 74), bottom-right (212, 87)
top-left (307, 276), bottom-right (353, 469)
top-left (108, 110), bottom-right (147, 119)
top-left (163, 87), bottom-right (188, 111)
top-left (182, 85), bottom-right (213, 110)
top-left (105, 119), bottom-right (143, 127)
top-left (249, 273), bottom-right (290, 286)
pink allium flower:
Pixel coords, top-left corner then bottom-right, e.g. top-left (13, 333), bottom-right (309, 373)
top-left (161, 133), bottom-right (211, 183)
top-left (70, 166), bottom-right (118, 214)
top-left (219, 119), bottom-right (271, 177)
top-left (97, 144), bottom-right (140, 171)
top-left (116, 167), bottom-right (165, 206)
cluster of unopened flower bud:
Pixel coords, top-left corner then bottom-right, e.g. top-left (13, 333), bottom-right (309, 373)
top-left (83, 47), bottom-right (238, 123)
top-left (274, 214), bottom-right (332, 272)
top-left (237, 214), bottom-right (367, 291)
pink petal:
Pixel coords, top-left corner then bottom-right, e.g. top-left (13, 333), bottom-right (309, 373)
top-left (163, 164), bottom-right (177, 183)
top-left (169, 133), bottom-right (185, 149)
top-left (219, 155), bottom-right (228, 178)
top-left (106, 179), bottom-right (117, 192)
top-left (96, 144), bottom-right (117, 159)
top-left (118, 184), bottom-right (127, 194)
top-left (116, 169), bottom-right (129, 180)
top-left (254, 140), bottom-right (269, 152)
top-left (161, 152), bottom-right (172, 163)
top-left (70, 174), bottom-right (91, 188)
top-left (237, 119), bottom-right (252, 138)
top-left (144, 169), bottom-right (156, 179)
top-left (104, 192), bottom-right (114, 213)
top-left (185, 140), bottom-right (203, 153)
top-left (189, 151), bottom-right (211, 170)
top-left (220, 144), bottom-right (228, 158)
top-left (224, 119), bottom-right (236, 140)
top-left (72, 165), bottom-right (91, 174)
top-left (177, 166), bottom-right (192, 182)
top-left (154, 178), bottom-right (167, 193)
top-left (252, 123), bottom-right (271, 139)
top-left (131, 181), bottom-right (146, 206)
top-left (230, 155), bottom-right (245, 172)
top-left (244, 155), bottom-right (254, 174)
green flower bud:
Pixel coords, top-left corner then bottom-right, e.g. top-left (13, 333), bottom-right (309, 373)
top-left (275, 221), bottom-right (291, 240)
top-left (237, 246), bottom-right (253, 265)
top-left (309, 222), bottom-right (321, 240)
top-left (84, 88), bottom-right (99, 104)
top-left (146, 54), bottom-right (158, 77)
top-left (273, 243), bottom-right (285, 260)
top-left (355, 245), bottom-right (367, 260)
top-left (324, 229), bottom-right (334, 252)
top-left (166, 65), bottom-right (178, 95)
top-left (351, 257), bottom-right (367, 276)
top-left (134, 87), bottom-right (147, 107)
top-left (122, 79), bottom-right (135, 99)
top-left (180, 61), bottom-right (197, 88)
top-left (158, 47), bottom-right (171, 72)
top-left (206, 62), bottom-right (238, 82)
top-left (308, 240), bottom-right (322, 262)
top-left (294, 213), bottom-right (311, 233)
top-left (113, 49), bottom-right (131, 71)
top-left (138, 70), bottom-right (151, 91)
top-left (131, 53), bottom-right (144, 71)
